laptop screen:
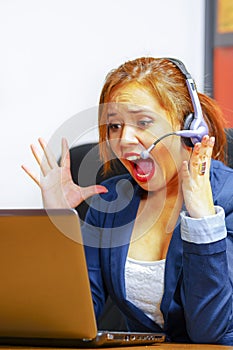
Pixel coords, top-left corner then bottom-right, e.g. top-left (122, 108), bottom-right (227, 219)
top-left (0, 209), bottom-right (98, 340)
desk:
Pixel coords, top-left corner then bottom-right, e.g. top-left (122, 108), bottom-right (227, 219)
top-left (151, 344), bottom-right (233, 350)
top-left (0, 345), bottom-right (233, 350)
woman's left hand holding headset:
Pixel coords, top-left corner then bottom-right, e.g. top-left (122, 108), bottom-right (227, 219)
top-left (181, 135), bottom-right (216, 218)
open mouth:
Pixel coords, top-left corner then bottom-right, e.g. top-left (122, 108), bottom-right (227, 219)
top-left (125, 154), bottom-right (155, 183)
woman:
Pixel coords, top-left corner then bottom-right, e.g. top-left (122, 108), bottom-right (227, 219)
top-left (22, 57), bottom-right (233, 344)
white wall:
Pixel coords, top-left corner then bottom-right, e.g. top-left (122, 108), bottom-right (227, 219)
top-left (0, 0), bottom-right (205, 208)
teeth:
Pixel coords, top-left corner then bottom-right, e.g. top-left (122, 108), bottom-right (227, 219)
top-left (126, 155), bottom-right (140, 161)
top-left (137, 173), bottom-right (149, 178)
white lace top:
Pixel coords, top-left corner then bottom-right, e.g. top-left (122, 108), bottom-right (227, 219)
top-left (125, 257), bottom-right (165, 328)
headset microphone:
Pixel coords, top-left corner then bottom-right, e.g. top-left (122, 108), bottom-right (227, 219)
top-left (140, 128), bottom-right (207, 159)
top-left (140, 58), bottom-right (209, 160)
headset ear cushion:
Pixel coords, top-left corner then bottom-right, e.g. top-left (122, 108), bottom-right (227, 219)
top-left (182, 113), bottom-right (195, 147)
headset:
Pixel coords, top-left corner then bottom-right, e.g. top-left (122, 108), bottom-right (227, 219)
top-left (140, 58), bottom-right (209, 159)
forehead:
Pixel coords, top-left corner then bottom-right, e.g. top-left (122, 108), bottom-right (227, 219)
top-left (108, 82), bottom-right (163, 116)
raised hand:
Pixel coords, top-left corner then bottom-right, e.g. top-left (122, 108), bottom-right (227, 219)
top-left (22, 138), bottom-right (108, 209)
top-left (181, 135), bottom-right (215, 218)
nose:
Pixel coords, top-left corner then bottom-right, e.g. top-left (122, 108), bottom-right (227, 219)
top-left (120, 124), bottom-right (139, 147)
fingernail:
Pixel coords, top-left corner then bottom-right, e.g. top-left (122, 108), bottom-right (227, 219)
top-left (97, 186), bottom-right (108, 193)
top-left (210, 136), bottom-right (215, 145)
top-left (194, 143), bottom-right (201, 151)
top-left (203, 135), bottom-right (209, 141)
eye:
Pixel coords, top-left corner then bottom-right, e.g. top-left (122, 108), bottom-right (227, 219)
top-left (137, 119), bottom-right (153, 129)
top-left (108, 123), bottom-right (122, 132)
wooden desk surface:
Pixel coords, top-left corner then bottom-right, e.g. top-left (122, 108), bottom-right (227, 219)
top-left (0, 344), bottom-right (233, 350)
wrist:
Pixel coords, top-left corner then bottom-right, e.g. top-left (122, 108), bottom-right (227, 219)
top-left (180, 206), bottom-right (227, 244)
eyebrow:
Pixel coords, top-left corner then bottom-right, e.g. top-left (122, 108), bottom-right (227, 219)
top-left (107, 112), bottom-right (118, 118)
top-left (128, 109), bottom-right (148, 114)
top-left (107, 108), bottom-right (152, 118)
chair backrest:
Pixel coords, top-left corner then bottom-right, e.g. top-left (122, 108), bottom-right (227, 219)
top-left (226, 128), bottom-right (233, 169)
top-left (69, 142), bottom-right (128, 221)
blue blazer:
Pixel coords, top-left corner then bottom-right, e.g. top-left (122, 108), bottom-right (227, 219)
top-left (82, 160), bottom-right (233, 344)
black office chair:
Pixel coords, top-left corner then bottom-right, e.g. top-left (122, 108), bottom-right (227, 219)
top-left (69, 142), bottom-right (129, 221)
top-left (226, 128), bottom-right (233, 169)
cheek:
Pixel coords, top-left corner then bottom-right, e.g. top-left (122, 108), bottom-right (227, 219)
top-left (108, 139), bottom-right (121, 158)
top-left (155, 139), bottom-right (184, 173)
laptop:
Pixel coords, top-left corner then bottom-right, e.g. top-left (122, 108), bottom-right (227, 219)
top-left (0, 208), bottom-right (165, 347)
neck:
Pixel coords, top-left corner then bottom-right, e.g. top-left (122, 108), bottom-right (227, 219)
top-left (139, 172), bottom-right (183, 234)
top-left (146, 170), bottom-right (182, 201)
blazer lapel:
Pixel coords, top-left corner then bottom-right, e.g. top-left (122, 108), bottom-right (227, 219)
top-left (160, 223), bottom-right (183, 325)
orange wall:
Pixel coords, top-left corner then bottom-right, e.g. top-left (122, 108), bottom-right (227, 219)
top-left (214, 46), bottom-right (233, 127)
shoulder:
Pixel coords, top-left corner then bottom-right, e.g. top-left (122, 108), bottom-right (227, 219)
top-left (210, 160), bottom-right (233, 188)
top-left (99, 173), bottom-right (138, 201)
top-left (85, 173), bottom-right (140, 230)
top-left (87, 173), bottom-right (140, 216)
top-left (210, 160), bottom-right (233, 216)
top-left (101, 172), bottom-right (134, 186)
top-left (211, 159), bottom-right (233, 172)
